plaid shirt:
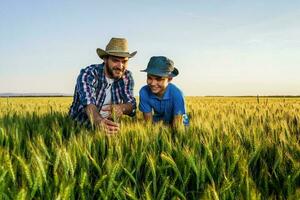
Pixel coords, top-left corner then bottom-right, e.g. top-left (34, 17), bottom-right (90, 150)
top-left (69, 63), bottom-right (136, 123)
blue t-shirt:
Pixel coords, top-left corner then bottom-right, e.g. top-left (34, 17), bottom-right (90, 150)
top-left (139, 83), bottom-right (186, 124)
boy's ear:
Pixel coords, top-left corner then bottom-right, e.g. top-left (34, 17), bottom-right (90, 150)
top-left (168, 77), bottom-right (173, 82)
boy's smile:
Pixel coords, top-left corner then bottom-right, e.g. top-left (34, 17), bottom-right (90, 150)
top-left (147, 74), bottom-right (172, 98)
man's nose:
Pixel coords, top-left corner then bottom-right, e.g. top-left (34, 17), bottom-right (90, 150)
top-left (117, 61), bottom-right (124, 69)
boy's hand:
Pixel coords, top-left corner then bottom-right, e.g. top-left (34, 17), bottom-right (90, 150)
top-left (172, 115), bottom-right (184, 130)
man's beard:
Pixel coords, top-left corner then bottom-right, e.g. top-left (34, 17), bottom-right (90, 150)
top-left (106, 65), bottom-right (124, 79)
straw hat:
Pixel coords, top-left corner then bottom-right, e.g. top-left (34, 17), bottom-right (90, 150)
top-left (141, 56), bottom-right (179, 77)
top-left (96, 38), bottom-right (137, 59)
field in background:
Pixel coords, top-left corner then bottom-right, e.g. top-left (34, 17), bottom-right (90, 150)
top-left (0, 97), bottom-right (299, 199)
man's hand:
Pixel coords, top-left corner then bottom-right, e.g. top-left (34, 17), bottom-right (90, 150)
top-left (101, 104), bottom-right (129, 120)
top-left (94, 117), bottom-right (120, 134)
top-left (112, 104), bottom-right (125, 118)
top-left (86, 104), bottom-right (120, 134)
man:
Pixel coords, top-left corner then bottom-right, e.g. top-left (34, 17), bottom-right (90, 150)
top-left (139, 56), bottom-right (189, 128)
top-left (69, 37), bottom-right (137, 134)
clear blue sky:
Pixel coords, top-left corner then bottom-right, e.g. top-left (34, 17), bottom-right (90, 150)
top-left (1, 0), bottom-right (300, 96)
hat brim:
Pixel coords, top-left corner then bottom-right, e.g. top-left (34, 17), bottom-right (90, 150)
top-left (141, 67), bottom-right (179, 77)
top-left (97, 48), bottom-right (137, 59)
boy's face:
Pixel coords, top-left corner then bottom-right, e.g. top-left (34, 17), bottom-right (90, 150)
top-left (147, 74), bottom-right (172, 97)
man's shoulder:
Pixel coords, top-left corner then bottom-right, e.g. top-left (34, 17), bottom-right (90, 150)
top-left (77, 64), bottom-right (104, 80)
top-left (81, 63), bottom-right (104, 72)
top-left (119, 69), bottom-right (134, 84)
top-left (123, 69), bottom-right (133, 77)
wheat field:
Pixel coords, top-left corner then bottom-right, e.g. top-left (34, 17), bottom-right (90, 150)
top-left (0, 97), bottom-right (299, 199)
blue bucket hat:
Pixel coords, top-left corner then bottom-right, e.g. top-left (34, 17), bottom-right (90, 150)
top-left (141, 56), bottom-right (179, 77)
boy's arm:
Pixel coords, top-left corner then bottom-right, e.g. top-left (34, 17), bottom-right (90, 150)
top-left (172, 115), bottom-right (183, 129)
top-left (172, 88), bottom-right (187, 129)
top-left (139, 87), bottom-right (152, 122)
top-left (173, 115), bottom-right (183, 125)
top-left (143, 112), bottom-right (153, 122)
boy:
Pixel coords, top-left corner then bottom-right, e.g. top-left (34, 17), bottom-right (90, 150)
top-left (139, 56), bottom-right (189, 127)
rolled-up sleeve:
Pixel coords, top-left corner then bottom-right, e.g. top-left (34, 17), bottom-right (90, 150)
top-left (122, 71), bottom-right (137, 116)
top-left (76, 67), bottom-right (97, 106)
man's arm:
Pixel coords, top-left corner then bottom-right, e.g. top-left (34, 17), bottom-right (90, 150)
top-left (113, 103), bottom-right (133, 117)
top-left (122, 71), bottom-right (137, 116)
top-left (76, 67), bottom-right (97, 106)
top-left (100, 103), bottom-right (133, 120)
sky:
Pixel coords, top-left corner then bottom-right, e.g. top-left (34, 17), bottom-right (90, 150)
top-left (1, 0), bottom-right (300, 96)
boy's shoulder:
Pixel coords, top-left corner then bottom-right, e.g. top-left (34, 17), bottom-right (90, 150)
top-left (168, 83), bottom-right (184, 96)
top-left (139, 85), bottom-right (151, 95)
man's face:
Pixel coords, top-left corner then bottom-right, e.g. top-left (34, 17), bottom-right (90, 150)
top-left (147, 74), bottom-right (172, 97)
top-left (104, 56), bottom-right (129, 79)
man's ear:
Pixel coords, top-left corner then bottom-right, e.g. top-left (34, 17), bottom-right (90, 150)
top-left (103, 56), bottom-right (108, 63)
top-left (168, 77), bottom-right (173, 82)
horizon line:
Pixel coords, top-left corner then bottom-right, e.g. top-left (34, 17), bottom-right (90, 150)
top-left (1, 93), bottom-right (300, 98)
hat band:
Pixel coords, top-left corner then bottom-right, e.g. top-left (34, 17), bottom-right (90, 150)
top-left (107, 50), bottom-right (130, 54)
